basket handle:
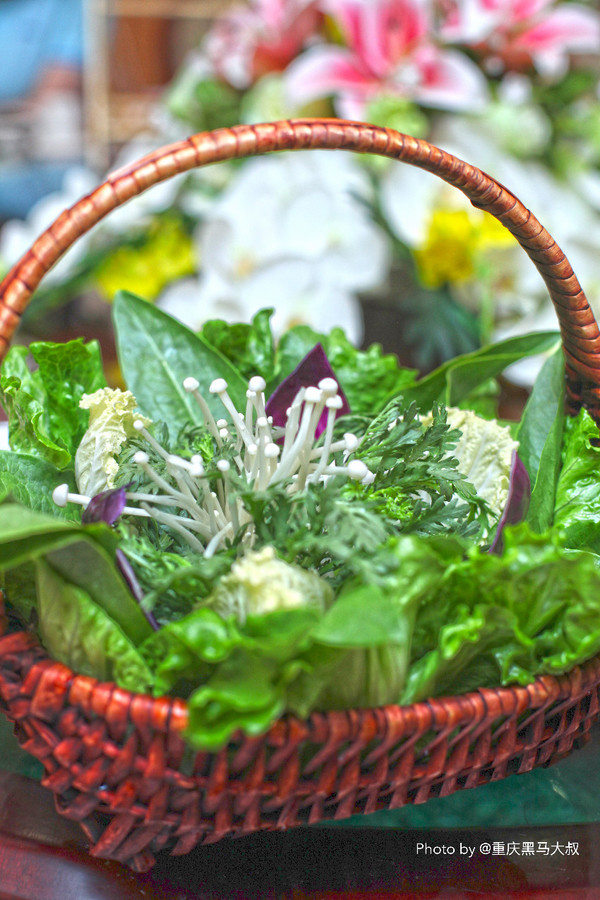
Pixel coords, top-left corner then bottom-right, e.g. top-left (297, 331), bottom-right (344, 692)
top-left (0, 118), bottom-right (598, 415)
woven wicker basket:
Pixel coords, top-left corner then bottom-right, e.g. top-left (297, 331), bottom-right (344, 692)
top-left (1, 119), bottom-right (600, 874)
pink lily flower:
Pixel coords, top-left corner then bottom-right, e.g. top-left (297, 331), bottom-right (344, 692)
top-left (285, 0), bottom-right (488, 118)
top-left (205, 0), bottom-right (322, 89)
top-left (439, 0), bottom-right (600, 78)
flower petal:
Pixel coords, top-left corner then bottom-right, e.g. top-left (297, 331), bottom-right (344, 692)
top-left (285, 45), bottom-right (375, 107)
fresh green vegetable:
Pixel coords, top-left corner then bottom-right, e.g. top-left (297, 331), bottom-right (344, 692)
top-left (1, 296), bottom-right (599, 756)
top-left (403, 525), bottom-right (600, 702)
top-left (0, 451), bottom-right (80, 520)
top-left (75, 388), bottom-right (151, 496)
top-left (401, 332), bottom-right (561, 411)
top-left (0, 338), bottom-right (106, 469)
top-left (554, 407), bottom-right (600, 552)
top-left (34, 557), bottom-right (153, 691)
top-left (0, 505), bottom-right (153, 645)
top-left (113, 291), bottom-right (247, 438)
top-left (516, 345), bottom-right (565, 533)
top-left (420, 406), bottom-right (518, 517)
top-left (200, 307), bottom-right (276, 384)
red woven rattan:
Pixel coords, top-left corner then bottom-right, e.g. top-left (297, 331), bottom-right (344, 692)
top-left (0, 119), bottom-right (600, 872)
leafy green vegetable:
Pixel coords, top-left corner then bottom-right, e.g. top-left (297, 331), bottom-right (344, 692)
top-left (516, 345), bottom-right (565, 533)
top-left (140, 607), bottom-right (240, 696)
top-left (554, 408), bottom-right (600, 552)
top-left (353, 399), bottom-right (492, 539)
top-left (34, 558), bottom-right (153, 691)
top-left (0, 451), bottom-right (79, 520)
top-left (0, 504), bottom-right (153, 644)
top-left (401, 332), bottom-right (561, 411)
top-left (113, 291), bottom-right (247, 438)
top-left (147, 536), bottom-right (453, 749)
top-left (200, 308), bottom-right (276, 383)
top-left (403, 525), bottom-right (600, 702)
top-left (209, 546), bottom-right (332, 622)
top-left (0, 338), bottom-right (106, 468)
top-left (75, 388), bottom-right (151, 496)
top-left (272, 323), bottom-right (416, 416)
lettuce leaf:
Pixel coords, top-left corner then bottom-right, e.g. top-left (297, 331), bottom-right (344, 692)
top-left (200, 308), bottom-right (276, 383)
top-left (403, 525), bottom-right (600, 702)
top-left (553, 408), bottom-right (600, 552)
top-left (0, 451), bottom-right (79, 520)
top-left (0, 339), bottom-right (106, 468)
top-left (0, 504), bottom-right (153, 645)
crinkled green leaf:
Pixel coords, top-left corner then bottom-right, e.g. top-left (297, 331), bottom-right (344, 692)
top-left (403, 525), bottom-right (600, 703)
top-left (0, 339), bottom-right (106, 468)
top-left (186, 651), bottom-right (290, 751)
top-left (200, 307), bottom-right (276, 383)
top-left (140, 607), bottom-right (243, 696)
top-left (554, 408), bottom-right (600, 551)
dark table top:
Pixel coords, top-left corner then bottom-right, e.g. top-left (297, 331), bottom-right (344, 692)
top-left (1, 769), bottom-right (600, 900)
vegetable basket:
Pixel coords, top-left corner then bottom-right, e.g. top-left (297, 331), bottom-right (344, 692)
top-left (1, 118), bottom-right (600, 874)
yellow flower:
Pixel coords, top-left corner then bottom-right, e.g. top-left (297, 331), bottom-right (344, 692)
top-left (94, 217), bottom-right (196, 301)
top-left (414, 208), bottom-right (513, 290)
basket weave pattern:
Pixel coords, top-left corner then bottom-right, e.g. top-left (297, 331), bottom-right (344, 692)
top-left (1, 603), bottom-right (599, 871)
top-left (0, 120), bottom-right (600, 872)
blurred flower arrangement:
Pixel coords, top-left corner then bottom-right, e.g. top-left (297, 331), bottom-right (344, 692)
top-left (1, 0), bottom-right (600, 381)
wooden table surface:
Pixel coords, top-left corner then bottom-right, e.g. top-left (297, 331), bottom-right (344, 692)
top-left (1, 771), bottom-right (600, 899)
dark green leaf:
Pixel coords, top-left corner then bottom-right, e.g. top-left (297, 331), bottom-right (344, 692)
top-left (401, 332), bottom-right (561, 411)
top-left (113, 291), bottom-right (247, 438)
top-left (200, 308), bottom-right (276, 383)
top-left (0, 339), bottom-right (106, 467)
top-left (34, 558), bottom-right (154, 691)
top-left (516, 346), bottom-right (565, 532)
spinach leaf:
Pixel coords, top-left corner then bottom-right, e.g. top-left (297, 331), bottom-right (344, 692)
top-left (0, 338), bottom-right (106, 468)
top-left (401, 332), bottom-right (561, 411)
top-left (113, 291), bottom-right (247, 438)
top-left (516, 345), bottom-right (565, 532)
